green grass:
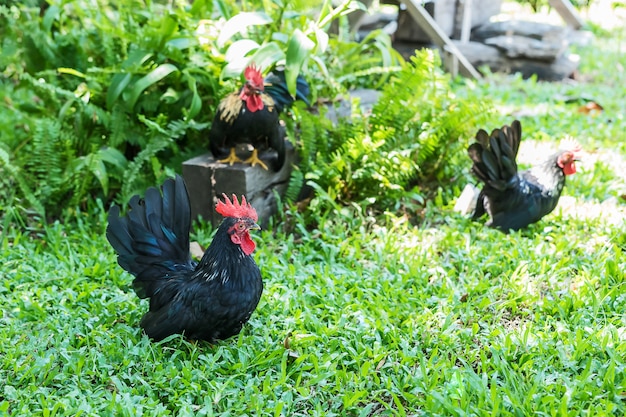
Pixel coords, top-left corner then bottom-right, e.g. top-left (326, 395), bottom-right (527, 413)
top-left (2, 193), bottom-right (624, 416)
top-left (2, 14), bottom-right (626, 417)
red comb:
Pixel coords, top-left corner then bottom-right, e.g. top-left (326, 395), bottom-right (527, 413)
top-left (244, 64), bottom-right (264, 88)
top-left (560, 136), bottom-right (583, 155)
top-left (215, 194), bottom-right (258, 221)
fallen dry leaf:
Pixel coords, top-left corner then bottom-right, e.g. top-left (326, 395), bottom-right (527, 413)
top-left (283, 332), bottom-right (292, 349)
top-left (577, 101), bottom-right (604, 115)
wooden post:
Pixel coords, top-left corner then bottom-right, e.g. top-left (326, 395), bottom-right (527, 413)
top-left (548, 0), bottom-right (585, 29)
top-left (401, 0), bottom-right (482, 79)
top-left (182, 141), bottom-right (295, 227)
top-left (460, 0), bottom-right (473, 43)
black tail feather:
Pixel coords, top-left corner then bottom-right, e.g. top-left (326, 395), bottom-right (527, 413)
top-left (106, 175), bottom-right (195, 299)
top-left (468, 120), bottom-right (522, 191)
top-left (265, 70), bottom-right (310, 113)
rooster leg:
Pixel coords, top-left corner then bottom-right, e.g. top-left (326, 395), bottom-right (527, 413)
top-left (218, 148), bottom-right (243, 166)
top-left (242, 149), bottom-right (269, 170)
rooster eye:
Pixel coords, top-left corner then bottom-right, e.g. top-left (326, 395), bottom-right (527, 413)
top-left (559, 152), bottom-right (574, 164)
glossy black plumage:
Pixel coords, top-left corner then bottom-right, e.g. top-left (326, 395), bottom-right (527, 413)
top-left (106, 175), bottom-right (263, 342)
top-left (209, 91), bottom-right (284, 170)
top-left (468, 120), bottom-right (575, 232)
top-left (209, 67), bottom-right (310, 171)
top-left (264, 70), bottom-right (311, 113)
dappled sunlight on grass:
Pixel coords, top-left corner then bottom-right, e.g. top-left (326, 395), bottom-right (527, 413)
top-left (3, 182), bottom-right (624, 415)
top-left (2, 2), bottom-right (626, 415)
top-left (558, 195), bottom-right (626, 225)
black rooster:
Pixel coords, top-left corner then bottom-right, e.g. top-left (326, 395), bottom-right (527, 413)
top-left (209, 64), bottom-right (309, 171)
top-left (264, 69), bottom-right (311, 113)
top-left (106, 175), bottom-right (263, 342)
top-left (467, 120), bottom-right (580, 232)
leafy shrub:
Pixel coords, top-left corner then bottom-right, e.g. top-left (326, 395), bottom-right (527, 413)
top-left (1, 0), bottom-right (489, 226)
top-left (290, 50), bottom-right (492, 211)
top-left (0, 0), bottom-right (382, 224)
top-left (0, 1), bottom-right (226, 221)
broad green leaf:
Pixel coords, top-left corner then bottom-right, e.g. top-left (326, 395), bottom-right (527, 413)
top-left (70, 154), bottom-right (87, 171)
top-left (317, 0), bottom-right (366, 28)
top-left (42, 5), bottom-right (60, 33)
top-left (217, 12), bottom-right (273, 47)
top-left (271, 32), bottom-right (289, 44)
top-left (309, 55), bottom-right (330, 78)
top-left (222, 42), bottom-right (285, 80)
top-left (121, 50), bottom-right (153, 70)
top-left (158, 15), bottom-right (178, 45)
top-left (285, 29), bottom-right (315, 96)
top-left (248, 42), bottom-right (285, 72)
top-left (316, 0), bottom-right (333, 27)
top-left (98, 147), bottom-right (128, 169)
top-left (185, 76), bottom-right (202, 120)
top-left (314, 27), bottom-right (329, 54)
top-left (225, 39), bottom-right (260, 63)
top-left (59, 98), bottom-right (76, 121)
top-left (106, 73), bottom-right (132, 109)
top-left (188, 0), bottom-right (212, 16)
top-left (221, 61), bottom-right (247, 80)
top-left (91, 159), bottom-right (109, 195)
top-left (57, 68), bottom-right (86, 78)
top-left (166, 37), bottom-right (197, 50)
top-left (126, 64), bottom-right (179, 110)
top-left (108, 50), bottom-right (153, 108)
top-left (215, 0), bottom-right (231, 20)
top-left (161, 88), bottom-right (181, 104)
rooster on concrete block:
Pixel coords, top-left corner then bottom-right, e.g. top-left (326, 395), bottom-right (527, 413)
top-left (106, 175), bottom-right (263, 342)
top-left (209, 64), bottom-right (310, 171)
top-left (467, 119), bottom-right (581, 232)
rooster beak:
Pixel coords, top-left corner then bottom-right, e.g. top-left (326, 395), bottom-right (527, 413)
top-left (247, 220), bottom-right (261, 231)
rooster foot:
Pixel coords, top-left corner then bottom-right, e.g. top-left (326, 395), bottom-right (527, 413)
top-left (242, 149), bottom-right (269, 170)
top-left (218, 148), bottom-right (243, 166)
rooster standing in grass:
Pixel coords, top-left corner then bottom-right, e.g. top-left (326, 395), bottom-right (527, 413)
top-left (209, 64), bottom-right (309, 171)
top-left (106, 175), bottom-right (263, 342)
top-left (467, 120), bottom-right (581, 232)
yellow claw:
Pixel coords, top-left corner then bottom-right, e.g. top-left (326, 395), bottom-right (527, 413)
top-left (218, 148), bottom-right (244, 166)
top-left (242, 149), bottom-right (269, 170)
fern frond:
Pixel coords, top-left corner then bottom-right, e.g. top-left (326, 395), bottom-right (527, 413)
top-left (0, 146), bottom-right (46, 216)
top-left (284, 168), bottom-right (304, 203)
top-left (295, 48), bottom-right (493, 210)
top-left (120, 135), bottom-right (172, 200)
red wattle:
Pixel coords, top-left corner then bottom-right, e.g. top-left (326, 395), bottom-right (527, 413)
top-left (563, 163), bottom-right (576, 176)
top-left (246, 95), bottom-right (264, 112)
top-left (230, 232), bottom-right (256, 255)
top-left (240, 233), bottom-right (256, 255)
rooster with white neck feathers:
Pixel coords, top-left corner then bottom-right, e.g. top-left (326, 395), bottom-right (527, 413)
top-left (467, 120), bottom-right (582, 232)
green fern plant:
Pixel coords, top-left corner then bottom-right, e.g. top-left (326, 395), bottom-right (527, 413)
top-left (0, 0), bottom-right (227, 220)
top-left (290, 49), bottom-right (492, 211)
top-left (0, 146), bottom-right (45, 220)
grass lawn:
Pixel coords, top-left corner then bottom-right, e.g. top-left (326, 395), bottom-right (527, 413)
top-left (2, 7), bottom-right (625, 417)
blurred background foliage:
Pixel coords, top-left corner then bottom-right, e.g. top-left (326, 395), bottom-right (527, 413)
top-left (1, 0), bottom-right (500, 227)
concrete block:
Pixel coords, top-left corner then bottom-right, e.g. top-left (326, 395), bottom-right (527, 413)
top-left (182, 141), bottom-right (295, 227)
